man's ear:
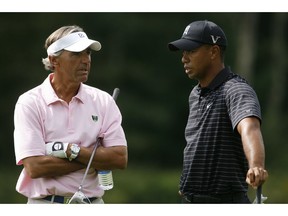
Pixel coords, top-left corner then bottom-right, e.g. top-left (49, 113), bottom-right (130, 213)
top-left (49, 55), bottom-right (59, 67)
top-left (210, 45), bottom-right (220, 60)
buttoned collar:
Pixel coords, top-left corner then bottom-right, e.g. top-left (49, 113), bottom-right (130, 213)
top-left (196, 67), bottom-right (234, 96)
top-left (42, 73), bottom-right (85, 105)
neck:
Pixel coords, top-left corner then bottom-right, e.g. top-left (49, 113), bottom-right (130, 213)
top-left (50, 73), bottom-right (80, 103)
top-left (199, 63), bottom-right (225, 88)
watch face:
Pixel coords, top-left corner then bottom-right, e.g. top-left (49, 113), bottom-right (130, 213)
top-left (69, 144), bottom-right (80, 161)
top-left (71, 145), bottom-right (80, 154)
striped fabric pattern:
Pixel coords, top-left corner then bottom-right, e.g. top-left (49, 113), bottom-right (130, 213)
top-left (180, 68), bottom-right (261, 196)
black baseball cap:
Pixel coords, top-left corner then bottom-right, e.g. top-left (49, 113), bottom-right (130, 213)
top-left (168, 20), bottom-right (227, 51)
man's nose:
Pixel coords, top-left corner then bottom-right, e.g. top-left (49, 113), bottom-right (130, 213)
top-left (82, 53), bottom-right (91, 63)
top-left (182, 51), bottom-right (189, 63)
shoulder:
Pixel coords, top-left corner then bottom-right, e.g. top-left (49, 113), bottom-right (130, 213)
top-left (16, 85), bottom-right (42, 106)
top-left (16, 75), bottom-right (51, 106)
top-left (224, 73), bottom-right (248, 88)
top-left (224, 74), bottom-right (256, 96)
top-left (222, 74), bottom-right (260, 109)
top-left (80, 84), bottom-right (114, 104)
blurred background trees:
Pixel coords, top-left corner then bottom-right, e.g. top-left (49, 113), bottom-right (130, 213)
top-left (0, 12), bottom-right (287, 203)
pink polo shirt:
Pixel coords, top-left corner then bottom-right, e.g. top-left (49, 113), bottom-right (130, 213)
top-left (14, 73), bottom-right (127, 199)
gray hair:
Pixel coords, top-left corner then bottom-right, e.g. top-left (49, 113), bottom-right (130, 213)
top-left (42, 25), bottom-right (84, 71)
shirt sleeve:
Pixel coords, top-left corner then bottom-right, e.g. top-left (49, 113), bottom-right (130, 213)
top-left (99, 96), bottom-right (127, 147)
top-left (225, 81), bottom-right (262, 130)
top-left (13, 95), bottom-right (45, 165)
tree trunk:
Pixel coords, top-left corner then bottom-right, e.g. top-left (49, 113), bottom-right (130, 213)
top-left (235, 13), bottom-right (259, 83)
top-left (266, 13), bottom-right (287, 118)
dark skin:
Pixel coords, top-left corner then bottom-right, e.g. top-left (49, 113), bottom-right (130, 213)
top-left (181, 44), bottom-right (268, 189)
top-left (23, 48), bottom-right (128, 179)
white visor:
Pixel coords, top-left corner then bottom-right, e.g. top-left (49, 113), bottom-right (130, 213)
top-left (47, 32), bottom-right (101, 55)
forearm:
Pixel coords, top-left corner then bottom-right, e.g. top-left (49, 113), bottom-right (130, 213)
top-left (76, 145), bottom-right (128, 170)
top-left (23, 156), bottom-right (85, 179)
top-left (237, 117), bottom-right (268, 188)
top-left (41, 141), bottom-right (127, 175)
top-left (241, 121), bottom-right (265, 168)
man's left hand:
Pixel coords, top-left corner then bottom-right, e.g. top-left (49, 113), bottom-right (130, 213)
top-left (45, 141), bottom-right (69, 158)
top-left (246, 167), bottom-right (268, 189)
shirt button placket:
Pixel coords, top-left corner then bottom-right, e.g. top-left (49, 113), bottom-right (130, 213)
top-left (68, 100), bottom-right (75, 133)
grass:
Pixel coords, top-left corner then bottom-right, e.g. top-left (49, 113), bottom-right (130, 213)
top-left (3, 165), bottom-right (288, 203)
top-left (103, 165), bottom-right (182, 203)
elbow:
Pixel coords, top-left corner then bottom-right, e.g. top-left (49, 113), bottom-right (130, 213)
top-left (98, 146), bottom-right (128, 170)
top-left (29, 173), bottom-right (41, 179)
top-left (120, 156), bottom-right (128, 169)
top-left (117, 154), bottom-right (128, 169)
top-left (24, 164), bottom-right (41, 179)
top-left (118, 148), bottom-right (128, 169)
top-left (22, 157), bottom-right (43, 179)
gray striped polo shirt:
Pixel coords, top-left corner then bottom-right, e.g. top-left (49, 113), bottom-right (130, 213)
top-left (180, 67), bottom-right (262, 196)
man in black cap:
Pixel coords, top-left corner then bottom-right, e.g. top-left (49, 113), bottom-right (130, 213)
top-left (168, 20), bottom-right (268, 203)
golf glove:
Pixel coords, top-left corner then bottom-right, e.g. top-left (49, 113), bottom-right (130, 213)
top-left (46, 141), bottom-right (68, 158)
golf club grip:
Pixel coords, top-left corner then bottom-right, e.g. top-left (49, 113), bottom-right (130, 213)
top-left (112, 88), bottom-right (120, 101)
top-left (256, 185), bottom-right (262, 204)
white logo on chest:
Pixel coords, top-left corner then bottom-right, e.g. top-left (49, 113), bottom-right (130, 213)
top-left (206, 102), bottom-right (213, 109)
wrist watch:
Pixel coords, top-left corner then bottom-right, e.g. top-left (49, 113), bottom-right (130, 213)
top-left (69, 144), bottom-right (80, 161)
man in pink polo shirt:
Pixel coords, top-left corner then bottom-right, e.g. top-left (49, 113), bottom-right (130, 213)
top-left (13, 25), bottom-right (128, 204)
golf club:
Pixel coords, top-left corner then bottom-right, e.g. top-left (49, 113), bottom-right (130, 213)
top-left (256, 185), bottom-right (262, 204)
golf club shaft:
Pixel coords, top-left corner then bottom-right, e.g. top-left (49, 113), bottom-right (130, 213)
top-left (256, 185), bottom-right (262, 204)
top-left (78, 138), bottom-right (100, 190)
top-left (112, 88), bottom-right (120, 101)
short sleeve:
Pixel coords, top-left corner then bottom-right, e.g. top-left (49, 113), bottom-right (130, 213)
top-left (225, 81), bottom-right (262, 130)
top-left (99, 97), bottom-right (127, 147)
top-left (14, 96), bottom-right (45, 165)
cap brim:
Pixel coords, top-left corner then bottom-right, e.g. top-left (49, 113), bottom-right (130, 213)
top-left (168, 38), bottom-right (202, 51)
top-left (64, 39), bottom-right (101, 52)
